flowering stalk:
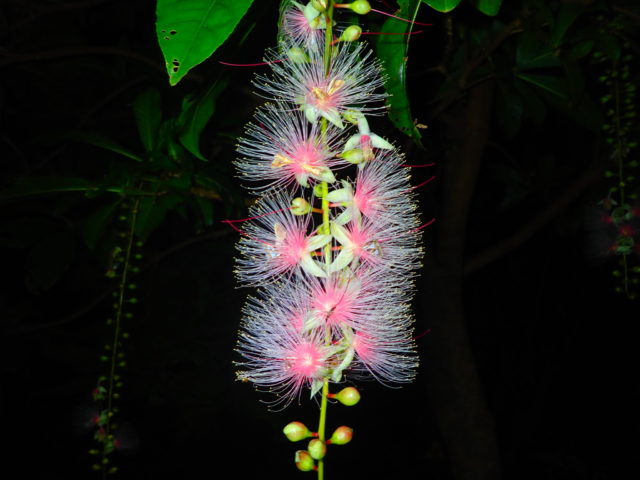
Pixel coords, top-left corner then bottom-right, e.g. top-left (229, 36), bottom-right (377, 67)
top-left (232, 1), bottom-right (425, 477)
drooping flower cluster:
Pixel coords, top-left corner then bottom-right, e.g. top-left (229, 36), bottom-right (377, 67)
top-left (234, 1), bottom-right (424, 409)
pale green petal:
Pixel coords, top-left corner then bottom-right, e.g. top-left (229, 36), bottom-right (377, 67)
top-left (322, 108), bottom-right (344, 129)
top-left (307, 234), bottom-right (332, 251)
top-left (303, 1), bottom-right (321, 22)
top-left (330, 222), bottom-right (351, 246)
top-left (300, 254), bottom-right (327, 277)
top-left (328, 248), bottom-right (354, 272)
top-left (334, 209), bottom-right (352, 225)
top-left (313, 166), bottom-right (336, 183)
top-left (370, 133), bottom-right (394, 150)
top-left (304, 105), bottom-right (318, 124)
top-left (326, 187), bottom-right (352, 203)
top-left (343, 134), bottom-right (361, 152)
top-left (295, 172), bottom-right (309, 187)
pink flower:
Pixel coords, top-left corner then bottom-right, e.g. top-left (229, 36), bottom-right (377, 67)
top-left (236, 104), bottom-right (342, 191)
top-left (257, 42), bottom-right (386, 129)
top-left (235, 191), bottom-right (331, 284)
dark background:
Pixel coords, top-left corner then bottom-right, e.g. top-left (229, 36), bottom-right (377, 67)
top-left (1, 1), bottom-right (638, 479)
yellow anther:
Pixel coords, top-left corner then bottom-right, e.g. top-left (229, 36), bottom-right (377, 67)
top-left (272, 153), bottom-right (293, 168)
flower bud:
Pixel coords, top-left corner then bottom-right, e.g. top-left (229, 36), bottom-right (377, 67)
top-left (349, 0), bottom-right (371, 15)
top-left (311, 0), bottom-right (328, 11)
top-left (308, 439), bottom-right (327, 460)
top-left (332, 386), bottom-right (361, 406)
top-left (295, 450), bottom-right (315, 471)
top-left (340, 25), bottom-right (362, 42)
top-left (283, 421), bottom-right (313, 442)
top-left (291, 197), bottom-right (312, 215)
top-left (339, 148), bottom-right (364, 164)
top-left (329, 426), bottom-right (353, 445)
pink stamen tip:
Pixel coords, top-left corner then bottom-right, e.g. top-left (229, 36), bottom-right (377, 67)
top-left (400, 162), bottom-right (436, 168)
top-left (218, 59), bottom-right (285, 67)
top-left (371, 8), bottom-right (433, 26)
top-left (413, 328), bottom-right (432, 341)
top-left (405, 175), bottom-right (436, 192)
top-left (411, 217), bottom-right (436, 232)
top-left (222, 208), bottom-right (288, 223)
top-left (361, 29), bottom-right (424, 36)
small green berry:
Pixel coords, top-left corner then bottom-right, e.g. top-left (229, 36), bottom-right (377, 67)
top-left (295, 450), bottom-right (315, 471)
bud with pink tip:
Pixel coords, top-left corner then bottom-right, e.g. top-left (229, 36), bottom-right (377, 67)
top-left (308, 438), bottom-right (327, 459)
top-left (328, 425), bottom-right (353, 445)
top-left (330, 386), bottom-right (361, 406)
top-left (295, 450), bottom-right (316, 471)
top-left (283, 421), bottom-right (314, 442)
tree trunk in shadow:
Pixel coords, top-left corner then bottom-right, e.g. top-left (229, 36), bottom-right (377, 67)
top-left (423, 80), bottom-right (501, 480)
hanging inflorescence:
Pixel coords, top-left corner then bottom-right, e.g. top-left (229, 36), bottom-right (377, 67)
top-left (231, 0), bottom-right (425, 474)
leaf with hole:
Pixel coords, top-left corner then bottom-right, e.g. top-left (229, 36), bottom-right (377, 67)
top-left (156, 0), bottom-right (254, 86)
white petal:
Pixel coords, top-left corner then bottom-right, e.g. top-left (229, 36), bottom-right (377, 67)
top-left (295, 172), bottom-right (309, 187)
top-left (326, 187), bottom-right (352, 203)
top-left (314, 166), bottom-right (336, 183)
top-left (333, 209), bottom-right (353, 225)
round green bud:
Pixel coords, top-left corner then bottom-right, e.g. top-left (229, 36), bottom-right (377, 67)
top-left (308, 439), bottom-right (327, 460)
top-left (295, 450), bottom-right (315, 471)
top-left (340, 25), bottom-right (362, 42)
top-left (350, 0), bottom-right (372, 15)
top-left (314, 184), bottom-right (326, 198)
top-left (329, 426), bottom-right (353, 445)
top-left (291, 197), bottom-right (312, 215)
top-left (283, 421), bottom-right (313, 442)
top-left (333, 386), bottom-right (361, 406)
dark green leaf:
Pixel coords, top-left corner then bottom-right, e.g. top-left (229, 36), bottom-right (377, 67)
top-left (195, 196), bottom-right (214, 227)
top-left (83, 199), bottom-right (123, 250)
top-left (0, 177), bottom-right (95, 203)
top-left (156, 0), bottom-right (254, 86)
top-left (470, 0), bottom-right (503, 16)
top-left (516, 73), bottom-right (568, 100)
top-left (67, 131), bottom-right (144, 162)
top-left (25, 231), bottom-right (75, 294)
top-left (134, 194), bottom-right (183, 241)
top-left (513, 79), bottom-right (547, 123)
top-left (549, 3), bottom-right (582, 47)
top-left (596, 32), bottom-right (621, 63)
top-left (178, 79), bottom-right (228, 161)
top-left (566, 40), bottom-right (594, 61)
top-left (420, 0), bottom-right (462, 13)
top-left (376, 0), bottom-right (423, 144)
top-left (133, 88), bottom-right (162, 153)
top-left (516, 32), bottom-right (561, 70)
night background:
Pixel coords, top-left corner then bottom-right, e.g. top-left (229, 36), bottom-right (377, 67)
top-left (1, 0), bottom-right (639, 479)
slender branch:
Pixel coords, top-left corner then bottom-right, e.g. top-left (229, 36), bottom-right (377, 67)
top-left (464, 165), bottom-right (605, 276)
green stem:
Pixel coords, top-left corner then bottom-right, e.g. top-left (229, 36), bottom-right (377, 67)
top-left (317, 4), bottom-right (334, 479)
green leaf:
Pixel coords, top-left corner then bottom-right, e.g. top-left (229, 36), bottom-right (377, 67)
top-left (549, 3), bottom-right (582, 47)
top-left (178, 79), bottom-right (228, 161)
top-left (516, 73), bottom-right (568, 100)
top-left (470, 0), bottom-right (503, 16)
top-left (67, 131), bottom-right (144, 162)
top-left (156, 0), bottom-right (254, 86)
top-left (516, 32), bottom-right (560, 70)
top-left (133, 88), bottom-right (162, 153)
top-left (376, 0), bottom-right (423, 144)
top-left (83, 199), bottom-right (123, 250)
top-left (0, 177), bottom-right (95, 203)
top-left (420, 0), bottom-right (462, 13)
top-left (134, 194), bottom-right (183, 241)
